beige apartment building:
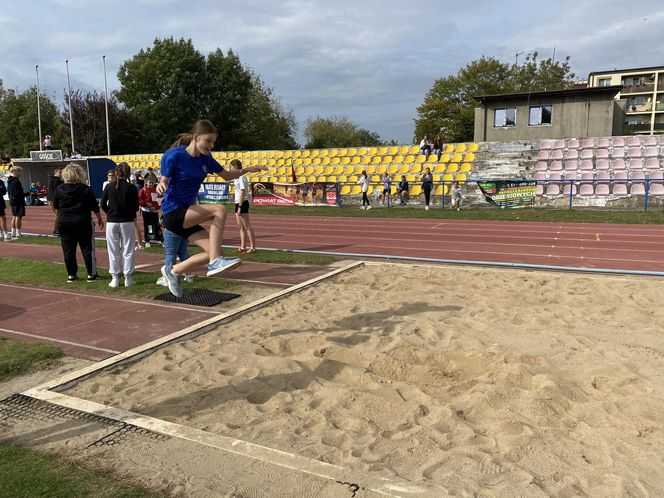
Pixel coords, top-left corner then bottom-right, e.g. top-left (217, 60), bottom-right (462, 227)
top-left (587, 65), bottom-right (664, 135)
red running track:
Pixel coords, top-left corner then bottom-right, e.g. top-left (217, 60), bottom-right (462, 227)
top-left (18, 206), bottom-right (664, 273)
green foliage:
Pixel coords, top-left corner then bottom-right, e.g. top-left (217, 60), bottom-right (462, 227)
top-left (304, 115), bottom-right (383, 148)
top-left (116, 38), bottom-right (297, 152)
top-left (414, 53), bottom-right (576, 142)
top-left (0, 81), bottom-right (64, 157)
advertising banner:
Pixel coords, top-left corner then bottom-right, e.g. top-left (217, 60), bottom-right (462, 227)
top-left (252, 182), bottom-right (339, 207)
top-left (478, 180), bottom-right (537, 208)
top-left (198, 182), bottom-right (230, 204)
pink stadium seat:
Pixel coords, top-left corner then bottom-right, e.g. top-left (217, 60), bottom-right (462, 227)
top-left (612, 184), bottom-right (628, 195)
top-left (580, 160), bottom-right (593, 170)
top-left (580, 149), bottom-right (594, 160)
top-left (567, 149), bottom-right (579, 160)
top-left (546, 184), bottom-right (560, 195)
top-left (644, 136), bottom-right (658, 146)
top-left (614, 171), bottom-right (628, 180)
top-left (596, 149), bottom-right (609, 159)
top-left (539, 140), bottom-right (553, 150)
top-left (554, 139), bottom-right (565, 149)
top-left (650, 171), bottom-right (664, 180)
top-left (551, 150), bottom-right (564, 160)
top-left (595, 184), bottom-right (610, 196)
top-left (631, 171), bottom-right (645, 181)
top-left (631, 183), bottom-right (645, 195)
top-left (611, 147), bottom-right (625, 158)
top-left (629, 159), bottom-right (643, 169)
top-left (537, 150), bottom-right (550, 160)
top-left (612, 158), bottom-right (626, 170)
top-left (564, 160), bottom-right (578, 171)
top-left (535, 161), bottom-right (548, 171)
top-left (649, 183), bottom-right (664, 195)
top-left (581, 138), bottom-right (595, 148)
top-left (595, 159), bottom-right (609, 170)
top-left (536, 184), bottom-right (544, 195)
top-left (597, 138), bottom-right (611, 148)
top-left (645, 146), bottom-right (660, 157)
top-left (563, 184), bottom-right (577, 195)
top-left (549, 173), bottom-right (562, 181)
top-left (549, 161), bottom-right (563, 171)
top-left (611, 137), bottom-right (625, 147)
top-left (645, 158), bottom-right (661, 169)
top-left (598, 171), bottom-right (610, 180)
top-left (581, 172), bottom-right (594, 181)
top-left (627, 137), bottom-right (641, 147)
top-left (566, 171), bottom-right (577, 180)
top-left (567, 139), bottom-right (580, 148)
top-left (580, 184), bottom-right (594, 195)
top-left (533, 172), bottom-right (546, 181)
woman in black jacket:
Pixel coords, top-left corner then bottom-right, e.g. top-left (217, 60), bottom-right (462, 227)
top-left (53, 163), bottom-right (105, 283)
top-left (7, 166), bottom-right (27, 239)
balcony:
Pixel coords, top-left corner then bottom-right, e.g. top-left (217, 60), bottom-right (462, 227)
top-left (659, 80), bottom-right (664, 92)
top-left (621, 83), bottom-right (655, 94)
top-left (624, 123), bottom-right (652, 134)
top-left (655, 122), bottom-right (664, 131)
top-left (657, 103), bottom-right (664, 112)
top-left (626, 103), bottom-right (653, 113)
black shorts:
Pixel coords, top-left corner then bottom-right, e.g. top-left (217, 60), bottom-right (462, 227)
top-left (383, 188), bottom-right (390, 194)
top-left (11, 205), bottom-right (25, 217)
top-left (234, 200), bottom-right (250, 214)
top-left (161, 205), bottom-right (205, 240)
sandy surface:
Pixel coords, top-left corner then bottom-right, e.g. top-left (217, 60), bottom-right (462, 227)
top-left (67, 264), bottom-right (664, 496)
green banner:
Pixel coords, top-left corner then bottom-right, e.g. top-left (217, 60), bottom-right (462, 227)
top-left (478, 180), bottom-right (537, 208)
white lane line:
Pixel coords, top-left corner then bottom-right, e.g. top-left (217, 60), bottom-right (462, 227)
top-left (0, 327), bottom-right (120, 354)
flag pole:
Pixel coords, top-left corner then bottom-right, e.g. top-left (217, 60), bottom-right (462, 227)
top-left (35, 65), bottom-right (43, 151)
top-left (65, 59), bottom-right (75, 154)
top-left (103, 55), bottom-right (111, 155)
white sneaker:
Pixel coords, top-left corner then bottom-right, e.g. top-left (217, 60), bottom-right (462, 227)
top-left (206, 257), bottom-right (242, 277)
top-left (108, 276), bottom-right (120, 288)
top-left (425, 206), bottom-right (429, 211)
top-left (367, 205), bottom-right (372, 210)
top-left (161, 264), bottom-right (182, 297)
top-left (156, 276), bottom-right (168, 287)
top-left (124, 275), bottom-right (136, 287)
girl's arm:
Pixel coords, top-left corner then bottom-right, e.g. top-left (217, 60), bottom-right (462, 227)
top-left (218, 165), bottom-right (266, 181)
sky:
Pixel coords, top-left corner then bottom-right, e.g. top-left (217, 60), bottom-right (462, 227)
top-left (1, 0), bottom-right (663, 145)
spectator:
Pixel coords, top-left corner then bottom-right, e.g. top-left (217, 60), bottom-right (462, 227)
top-left (357, 170), bottom-right (371, 210)
top-left (48, 167), bottom-right (63, 235)
top-left (397, 175), bottom-right (409, 205)
top-left (36, 182), bottom-right (47, 205)
top-left (28, 182), bottom-right (39, 205)
top-left (53, 163), bottom-right (104, 282)
top-left (380, 172), bottom-right (392, 207)
top-left (419, 135), bottom-right (431, 160)
top-left (135, 171), bottom-right (145, 189)
top-left (231, 159), bottom-right (256, 254)
top-left (421, 167), bottom-right (433, 211)
top-left (301, 182), bottom-right (309, 204)
top-left (145, 167), bottom-right (158, 184)
top-left (138, 176), bottom-right (162, 246)
top-left (0, 176), bottom-right (7, 241)
top-left (7, 166), bottom-right (27, 239)
top-left (433, 135), bottom-right (443, 161)
top-left (43, 135), bottom-right (52, 150)
top-left (450, 181), bottom-right (464, 211)
top-left (102, 170), bottom-right (116, 191)
top-left (101, 162), bottom-right (139, 288)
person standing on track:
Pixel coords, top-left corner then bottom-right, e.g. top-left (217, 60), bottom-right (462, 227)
top-left (53, 163), bottom-right (104, 283)
top-left (101, 162), bottom-right (139, 288)
top-left (156, 119), bottom-right (266, 297)
top-left (357, 170), bottom-right (371, 210)
top-left (421, 167), bottom-right (433, 211)
top-left (0, 177), bottom-right (7, 241)
top-left (231, 159), bottom-right (256, 254)
top-left (7, 166), bottom-right (27, 239)
top-left (47, 166), bottom-right (63, 235)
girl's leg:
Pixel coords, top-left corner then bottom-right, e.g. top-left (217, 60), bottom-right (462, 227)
top-left (106, 223), bottom-right (122, 277)
top-left (121, 222), bottom-right (136, 276)
top-left (171, 230), bottom-right (212, 275)
top-left (16, 216), bottom-right (22, 230)
top-left (240, 214), bottom-right (256, 250)
top-left (0, 215), bottom-right (6, 234)
top-left (235, 212), bottom-right (246, 250)
top-left (134, 216), bottom-right (143, 248)
top-left (181, 204), bottom-right (227, 261)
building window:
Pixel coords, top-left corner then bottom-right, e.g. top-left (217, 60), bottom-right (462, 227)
top-left (598, 78), bottom-right (611, 87)
top-left (529, 105), bottom-right (552, 126)
top-left (494, 108), bottom-right (516, 128)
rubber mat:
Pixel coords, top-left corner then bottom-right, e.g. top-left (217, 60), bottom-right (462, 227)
top-left (154, 288), bottom-right (241, 307)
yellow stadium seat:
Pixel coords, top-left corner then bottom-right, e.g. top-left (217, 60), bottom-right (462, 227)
top-left (411, 164), bottom-right (423, 173)
top-left (351, 156), bottom-right (360, 165)
top-left (328, 176), bottom-right (337, 182)
top-left (312, 158), bottom-right (322, 166)
top-left (439, 153), bottom-right (450, 163)
top-left (366, 165), bottom-right (376, 174)
top-left (456, 144), bottom-right (467, 153)
top-left (349, 175), bottom-right (359, 183)
top-left (456, 173), bottom-right (468, 182)
top-left (405, 155), bottom-right (415, 163)
top-left (452, 153), bottom-right (463, 163)
top-left (285, 151), bottom-right (294, 159)
top-left (400, 165), bottom-right (410, 174)
top-left (382, 155), bottom-right (393, 164)
top-left (342, 165), bottom-right (352, 175)
top-left (388, 146), bottom-right (399, 155)
top-left (321, 157), bottom-right (330, 165)
top-left (318, 176), bottom-right (327, 182)
top-left (443, 174), bottom-right (454, 182)
top-left (361, 156), bottom-right (371, 165)
top-left (444, 144), bottom-right (455, 153)
top-left (406, 174), bottom-right (416, 182)
top-left (303, 158), bottom-right (312, 166)
top-left (379, 147), bottom-right (388, 155)
top-left (411, 185), bottom-right (422, 196)
top-left (334, 166), bottom-right (344, 175)
top-left (328, 149), bottom-right (338, 157)
top-left (468, 143), bottom-right (479, 152)
top-left (307, 175), bottom-right (316, 182)
top-left (341, 185), bottom-right (351, 195)
top-left (434, 164), bottom-right (446, 174)
top-left (371, 175), bottom-right (380, 182)
top-left (368, 147), bottom-right (378, 155)
top-left (410, 145), bottom-right (420, 154)
top-left (295, 166), bottom-right (305, 175)
top-left (372, 156), bottom-right (381, 165)
top-left (460, 163), bottom-right (472, 173)
top-left (356, 147), bottom-right (367, 156)
top-left (367, 185), bottom-right (375, 195)
top-left (388, 165), bottom-right (398, 174)
top-left (319, 149), bottom-right (329, 157)
top-left (303, 150), bottom-right (312, 158)
top-left (341, 157), bottom-right (351, 165)
top-left (464, 153), bottom-right (475, 162)
top-left (330, 157), bottom-right (340, 165)
top-left (324, 166), bottom-right (334, 175)
top-left (393, 155), bottom-right (404, 164)
top-left (447, 163), bottom-right (459, 173)
top-left (377, 165), bottom-right (387, 174)
top-left (416, 155), bottom-right (426, 163)
top-left (348, 148), bottom-right (357, 156)
top-left (305, 166), bottom-right (314, 175)
top-left (338, 175), bottom-right (348, 183)
top-left (310, 150), bottom-right (319, 158)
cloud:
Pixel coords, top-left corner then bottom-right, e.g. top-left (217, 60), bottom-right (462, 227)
top-left (1, 0), bottom-right (662, 144)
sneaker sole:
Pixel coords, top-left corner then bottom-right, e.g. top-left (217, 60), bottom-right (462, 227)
top-left (206, 258), bottom-right (242, 277)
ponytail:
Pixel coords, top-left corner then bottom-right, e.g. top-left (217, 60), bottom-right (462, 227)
top-left (169, 119), bottom-right (218, 150)
top-left (115, 162), bottom-right (131, 189)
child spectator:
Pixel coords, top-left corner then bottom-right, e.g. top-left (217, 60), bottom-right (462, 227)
top-left (0, 177), bottom-right (7, 241)
top-left (48, 167), bottom-right (63, 235)
top-left (450, 180), bottom-right (464, 211)
top-left (380, 172), bottom-right (392, 207)
top-left (357, 171), bottom-right (371, 210)
top-left (101, 162), bottom-right (139, 288)
top-left (145, 167), bottom-right (158, 184)
top-left (138, 177), bottom-right (162, 246)
top-left (231, 159), bottom-right (256, 253)
top-left (7, 166), bottom-right (27, 239)
top-left (102, 169), bottom-right (116, 191)
top-left (419, 135), bottom-right (431, 160)
top-left (28, 182), bottom-right (39, 205)
top-left (53, 163), bottom-right (104, 282)
top-left (397, 175), bottom-right (409, 205)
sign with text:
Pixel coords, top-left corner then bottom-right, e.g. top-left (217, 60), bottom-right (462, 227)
top-left (30, 150), bottom-right (63, 162)
top-left (198, 182), bottom-right (230, 204)
top-left (478, 180), bottom-right (537, 208)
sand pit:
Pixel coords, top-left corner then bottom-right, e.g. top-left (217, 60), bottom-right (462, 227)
top-left (67, 264), bottom-right (664, 496)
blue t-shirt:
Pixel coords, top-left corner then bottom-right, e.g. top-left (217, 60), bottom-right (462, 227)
top-left (383, 177), bottom-right (391, 189)
top-left (160, 146), bottom-right (224, 214)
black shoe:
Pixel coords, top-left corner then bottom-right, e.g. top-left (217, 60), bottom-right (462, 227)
top-left (67, 276), bottom-right (80, 283)
top-left (53, 231), bottom-right (59, 236)
top-left (87, 274), bottom-right (105, 282)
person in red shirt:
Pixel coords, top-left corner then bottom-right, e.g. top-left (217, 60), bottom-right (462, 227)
top-left (138, 178), bottom-right (162, 245)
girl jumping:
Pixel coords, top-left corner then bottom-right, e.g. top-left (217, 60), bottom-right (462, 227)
top-left (156, 120), bottom-right (265, 297)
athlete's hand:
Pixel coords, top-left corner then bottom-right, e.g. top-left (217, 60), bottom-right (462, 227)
top-left (156, 182), bottom-right (167, 196)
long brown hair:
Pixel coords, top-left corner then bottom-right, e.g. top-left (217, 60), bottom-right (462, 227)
top-left (115, 162), bottom-right (131, 189)
top-left (170, 120), bottom-right (218, 149)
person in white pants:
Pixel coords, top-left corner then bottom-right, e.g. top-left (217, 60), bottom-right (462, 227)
top-left (100, 162), bottom-right (139, 288)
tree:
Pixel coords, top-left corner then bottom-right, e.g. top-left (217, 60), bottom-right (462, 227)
top-left (0, 81), bottom-right (63, 157)
top-left (304, 115), bottom-right (383, 149)
top-left (61, 89), bottom-right (138, 156)
top-left (414, 53), bottom-right (576, 143)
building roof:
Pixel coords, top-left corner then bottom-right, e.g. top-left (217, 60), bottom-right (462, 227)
top-left (589, 65), bottom-right (664, 77)
top-left (474, 85), bottom-right (623, 103)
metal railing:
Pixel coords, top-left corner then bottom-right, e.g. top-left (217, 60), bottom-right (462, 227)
top-left (621, 83), bottom-right (655, 94)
